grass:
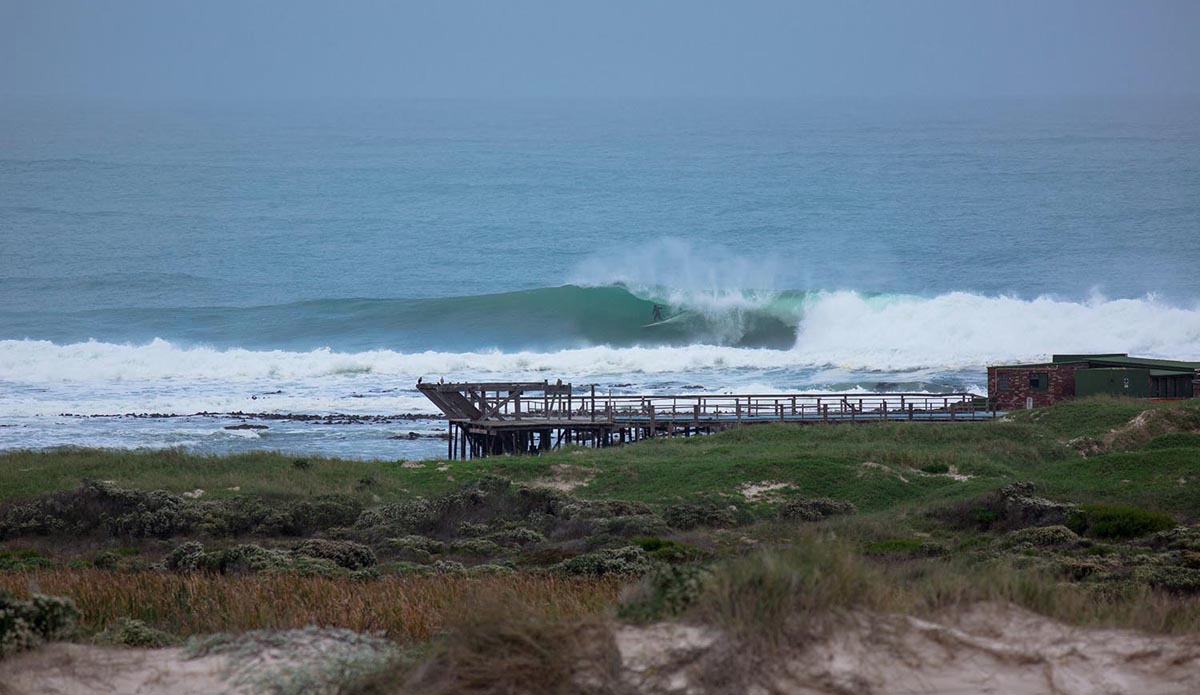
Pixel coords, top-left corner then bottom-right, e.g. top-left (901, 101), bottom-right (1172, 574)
top-left (2, 395), bottom-right (1198, 671)
top-left (0, 570), bottom-right (620, 642)
top-left (689, 533), bottom-right (1200, 640)
top-left (4, 396), bottom-right (1195, 520)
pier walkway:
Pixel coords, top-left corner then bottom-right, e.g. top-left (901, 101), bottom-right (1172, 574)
top-left (418, 381), bottom-right (998, 459)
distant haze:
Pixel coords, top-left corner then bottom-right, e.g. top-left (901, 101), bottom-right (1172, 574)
top-left (1, 0), bottom-right (1197, 99)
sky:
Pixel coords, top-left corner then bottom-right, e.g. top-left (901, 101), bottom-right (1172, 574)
top-left (1, 0), bottom-right (1197, 100)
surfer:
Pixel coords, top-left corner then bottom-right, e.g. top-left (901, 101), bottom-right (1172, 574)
top-left (651, 304), bottom-right (664, 322)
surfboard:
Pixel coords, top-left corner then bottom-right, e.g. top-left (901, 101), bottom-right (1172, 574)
top-left (641, 311), bottom-right (690, 328)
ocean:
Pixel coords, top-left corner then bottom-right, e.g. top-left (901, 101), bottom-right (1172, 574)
top-left (2, 97), bottom-right (1198, 459)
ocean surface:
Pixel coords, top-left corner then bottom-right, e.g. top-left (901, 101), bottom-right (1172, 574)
top-left (2, 97), bottom-right (1199, 459)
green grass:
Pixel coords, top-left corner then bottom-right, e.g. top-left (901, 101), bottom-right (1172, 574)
top-left (1003, 395), bottom-right (1198, 439)
top-left (1, 397), bottom-right (1196, 521)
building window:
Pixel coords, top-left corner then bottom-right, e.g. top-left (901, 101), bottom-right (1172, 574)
top-left (1029, 372), bottom-right (1048, 391)
top-left (998, 373), bottom-right (1010, 391)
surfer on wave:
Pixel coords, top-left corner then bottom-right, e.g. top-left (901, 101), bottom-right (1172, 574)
top-left (651, 304), bottom-right (664, 322)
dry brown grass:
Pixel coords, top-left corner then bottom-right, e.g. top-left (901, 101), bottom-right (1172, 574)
top-left (345, 592), bottom-right (626, 695)
top-left (0, 569), bottom-right (621, 642)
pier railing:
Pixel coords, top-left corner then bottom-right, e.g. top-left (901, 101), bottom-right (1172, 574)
top-left (418, 382), bottom-right (994, 458)
top-left (417, 382), bottom-right (990, 424)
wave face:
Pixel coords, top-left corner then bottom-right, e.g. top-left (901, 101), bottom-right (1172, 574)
top-left (2, 290), bottom-right (1198, 417)
top-left (5, 286), bottom-right (1199, 361)
top-left (0, 284), bottom-right (801, 351)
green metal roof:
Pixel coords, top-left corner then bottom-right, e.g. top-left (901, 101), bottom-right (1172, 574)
top-left (991, 354), bottom-right (1200, 373)
top-left (1051, 354), bottom-right (1128, 363)
top-left (1084, 357), bottom-right (1200, 372)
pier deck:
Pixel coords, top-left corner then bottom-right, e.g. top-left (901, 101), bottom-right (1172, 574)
top-left (418, 381), bottom-right (999, 459)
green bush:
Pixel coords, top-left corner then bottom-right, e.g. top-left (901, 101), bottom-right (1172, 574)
top-left (619, 564), bottom-right (708, 622)
top-left (161, 542), bottom-right (346, 577)
top-left (105, 617), bottom-right (175, 648)
top-left (631, 537), bottom-right (708, 563)
top-left (448, 539), bottom-right (502, 557)
top-left (920, 463), bottom-right (951, 474)
top-left (386, 535), bottom-right (444, 563)
top-left (779, 497), bottom-right (858, 522)
top-left (466, 564), bottom-right (516, 577)
top-left (0, 591), bottom-right (78, 658)
top-left (554, 546), bottom-right (654, 577)
top-left (483, 526), bottom-right (546, 547)
top-left (1132, 565), bottom-right (1200, 593)
top-left (1007, 525), bottom-right (1081, 547)
top-left (0, 548), bottom-right (51, 571)
top-left (1069, 504), bottom-right (1175, 540)
top-left (664, 502), bottom-right (736, 530)
top-left (431, 560), bottom-right (467, 576)
top-left (0, 481), bottom-right (192, 540)
top-left (597, 514), bottom-right (670, 538)
top-left (293, 539), bottom-right (377, 570)
top-left (937, 482), bottom-right (1074, 532)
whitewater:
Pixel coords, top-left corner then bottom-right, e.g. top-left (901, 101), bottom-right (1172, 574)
top-left (2, 97), bottom-right (1198, 458)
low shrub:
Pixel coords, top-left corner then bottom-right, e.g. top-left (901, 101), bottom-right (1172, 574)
top-left (1069, 504), bottom-right (1175, 540)
top-left (555, 546), bottom-right (654, 577)
top-left (779, 497), bottom-right (857, 522)
top-left (596, 514), bottom-right (671, 538)
top-left (631, 537), bottom-right (708, 563)
top-left (664, 502), bottom-right (736, 530)
top-left (386, 535), bottom-right (445, 563)
top-left (431, 560), bottom-right (467, 576)
top-left (162, 542), bottom-right (345, 577)
top-left (0, 591), bottom-right (78, 658)
top-left (484, 526), bottom-right (546, 547)
top-left (457, 522), bottom-right (490, 538)
top-left (466, 564), bottom-right (516, 578)
top-left (1007, 525), bottom-right (1081, 547)
top-left (0, 548), bottom-right (51, 571)
top-left (102, 617), bottom-right (176, 647)
top-left (619, 563), bottom-right (708, 622)
top-left (0, 481), bottom-right (191, 540)
top-left (294, 539), bottom-right (377, 570)
top-left (1132, 565), bottom-right (1200, 594)
top-left (936, 482), bottom-right (1075, 532)
top-left (448, 539), bottom-right (502, 557)
top-left (1146, 526), bottom-right (1200, 552)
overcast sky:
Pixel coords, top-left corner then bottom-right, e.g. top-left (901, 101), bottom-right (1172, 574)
top-left (1, 0), bottom-right (1196, 100)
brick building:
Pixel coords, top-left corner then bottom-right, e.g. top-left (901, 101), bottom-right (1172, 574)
top-left (988, 354), bottom-right (1200, 410)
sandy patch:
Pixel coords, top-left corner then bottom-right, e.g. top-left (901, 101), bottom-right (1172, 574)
top-left (858, 461), bottom-right (910, 483)
top-left (400, 460), bottom-right (425, 469)
top-left (858, 461), bottom-right (973, 484)
top-left (0, 628), bottom-right (395, 695)
top-left (529, 463), bottom-right (597, 493)
top-left (942, 464), bottom-right (974, 482)
top-left (738, 481), bottom-right (791, 501)
top-left (615, 603), bottom-right (1200, 695)
top-left (1074, 407), bottom-right (1200, 456)
top-left (0, 643), bottom-right (234, 695)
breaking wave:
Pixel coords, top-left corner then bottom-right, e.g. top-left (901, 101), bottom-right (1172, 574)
top-left (1, 291), bottom-right (1197, 383)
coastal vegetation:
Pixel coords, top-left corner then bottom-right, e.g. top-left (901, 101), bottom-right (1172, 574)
top-left (1, 396), bottom-right (1198, 691)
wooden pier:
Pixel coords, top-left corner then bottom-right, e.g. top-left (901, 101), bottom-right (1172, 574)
top-left (418, 381), bottom-right (997, 459)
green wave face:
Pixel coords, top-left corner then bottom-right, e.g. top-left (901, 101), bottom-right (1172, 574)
top-left (12, 284), bottom-right (806, 352)
top-left (405, 284), bottom-right (804, 350)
